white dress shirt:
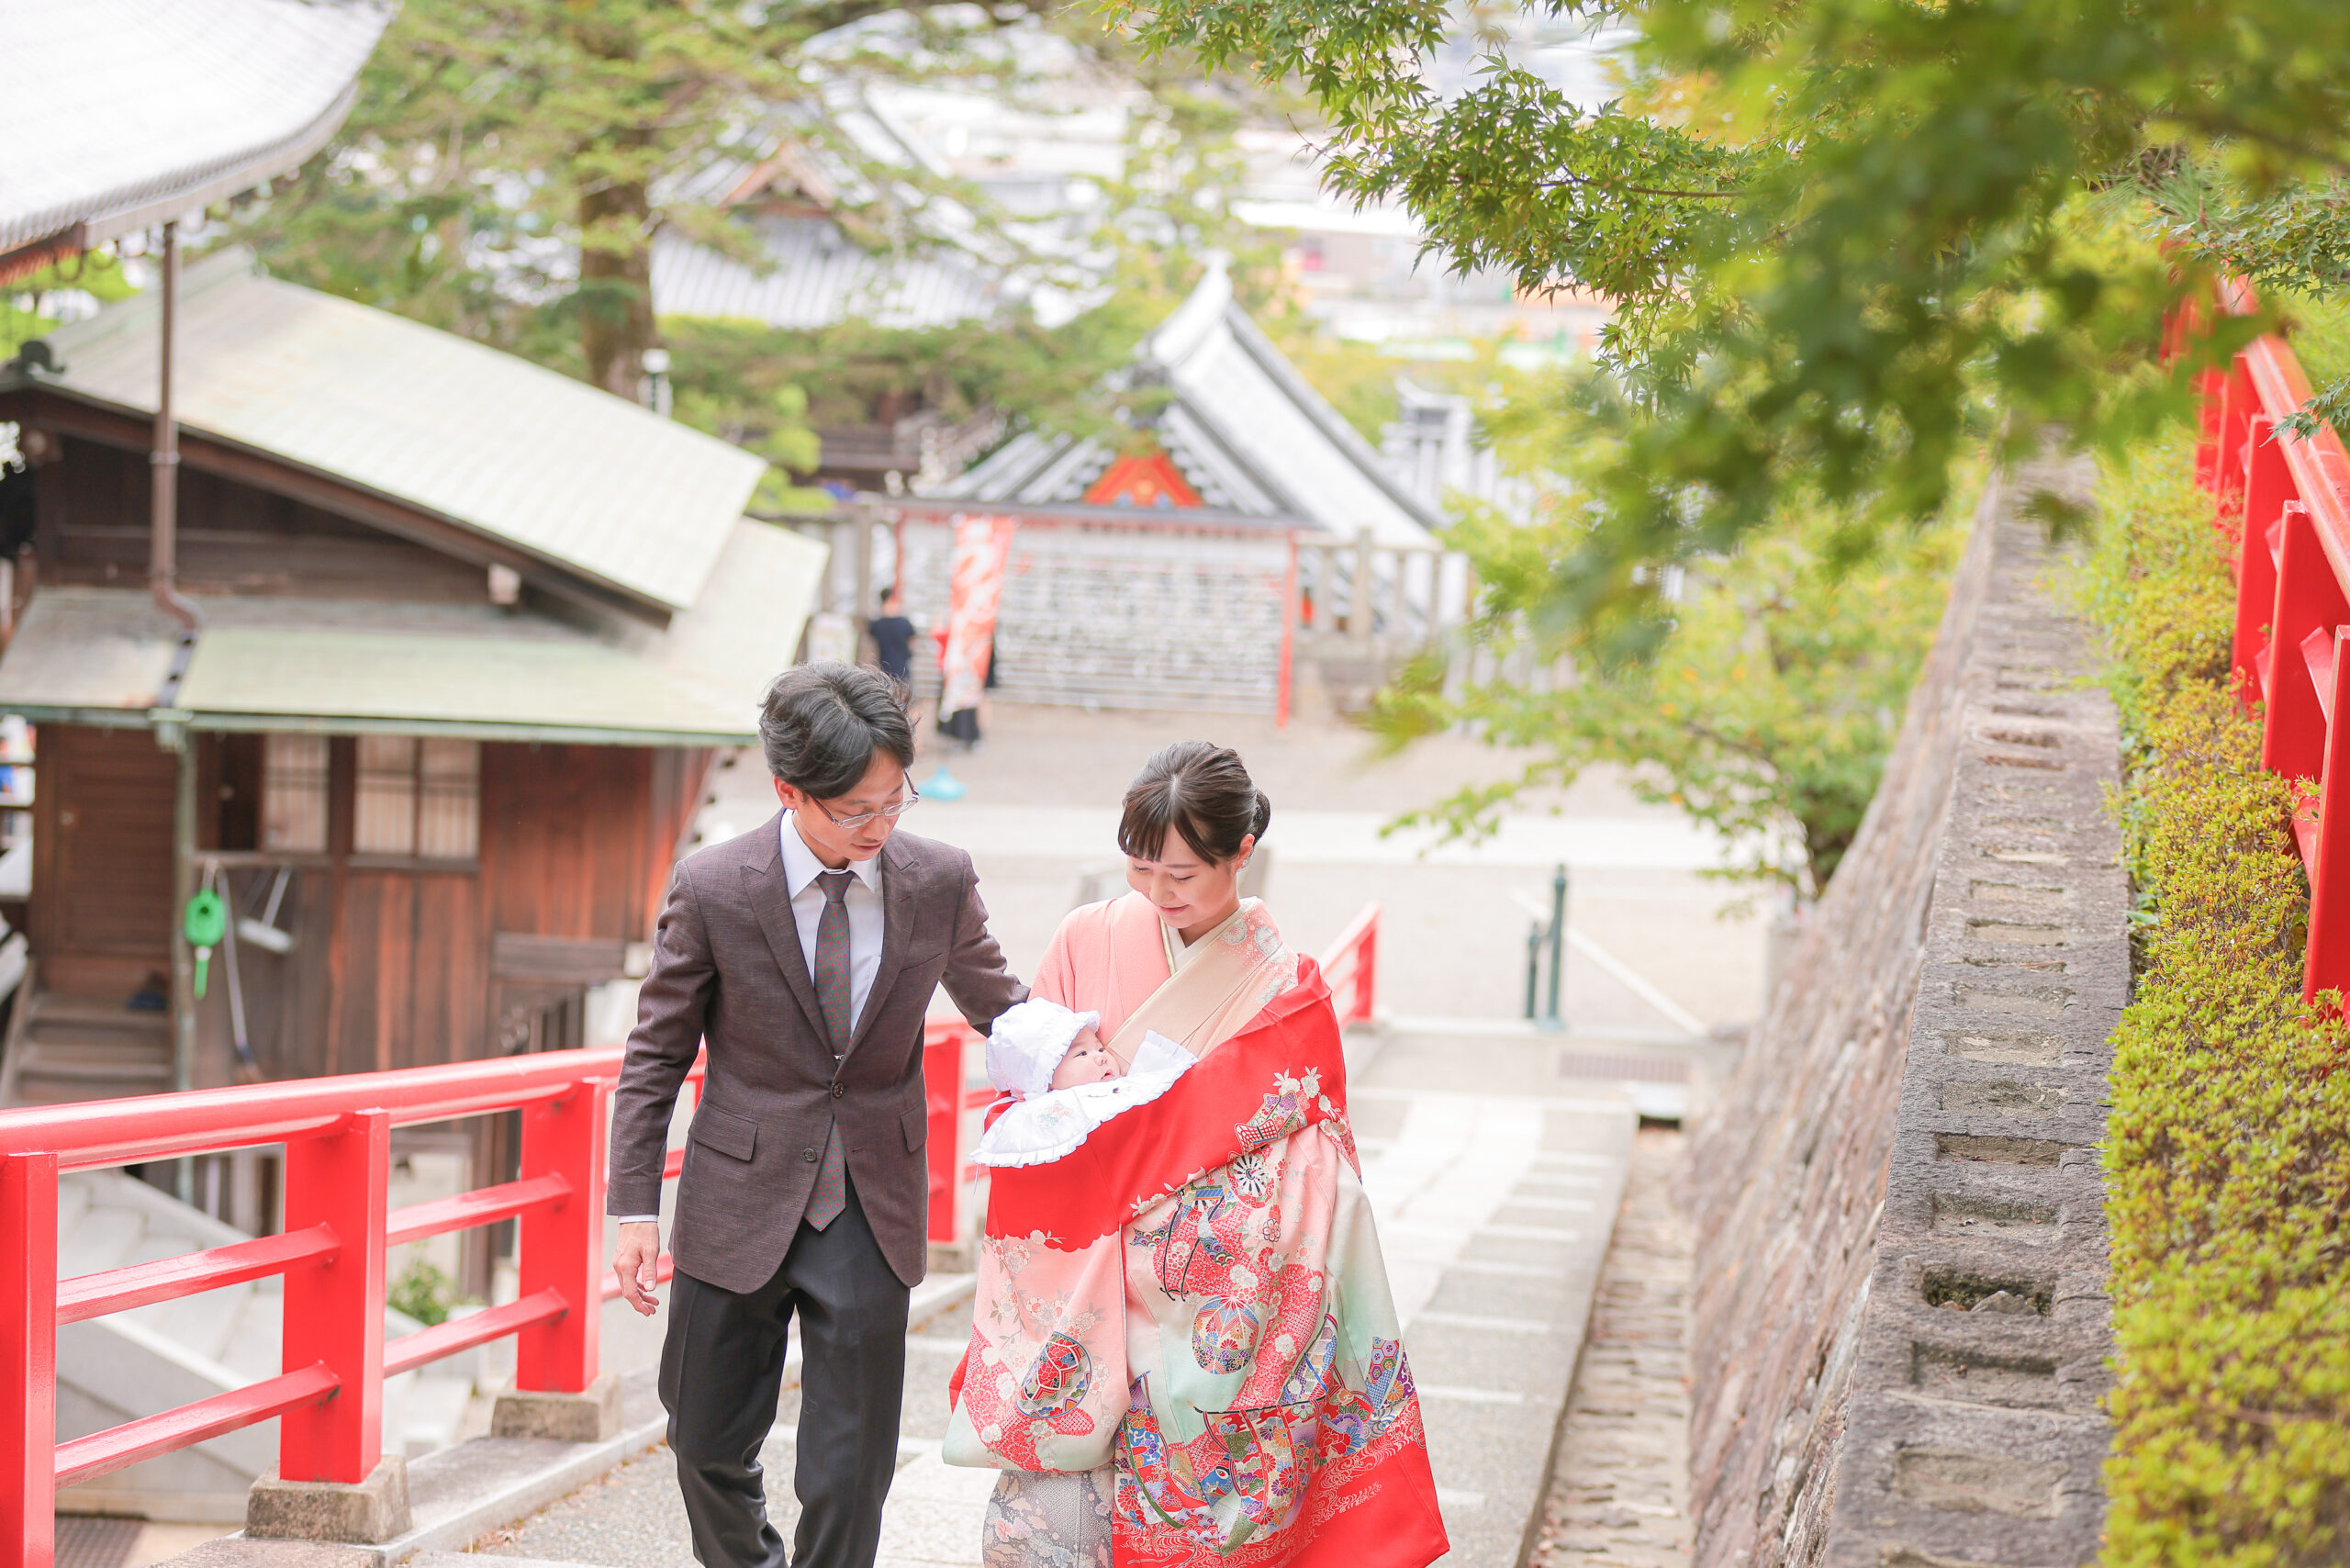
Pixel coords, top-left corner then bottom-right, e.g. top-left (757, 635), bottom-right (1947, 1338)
top-left (776, 811), bottom-right (887, 1034)
top-left (615, 814), bottom-right (888, 1229)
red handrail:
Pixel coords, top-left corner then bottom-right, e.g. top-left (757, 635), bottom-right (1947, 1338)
top-left (0, 1048), bottom-right (706, 1568)
top-left (2186, 284), bottom-right (2350, 998)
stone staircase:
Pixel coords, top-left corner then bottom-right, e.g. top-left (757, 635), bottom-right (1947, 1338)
top-left (0, 981), bottom-right (176, 1108)
top-left (462, 1023), bottom-right (1662, 1568)
top-left (55, 1170), bottom-right (475, 1525)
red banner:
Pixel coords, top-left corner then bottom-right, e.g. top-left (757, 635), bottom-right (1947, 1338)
top-left (941, 514), bottom-right (1015, 715)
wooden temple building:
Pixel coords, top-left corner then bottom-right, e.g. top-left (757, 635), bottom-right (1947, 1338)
top-left (878, 262), bottom-right (1462, 716)
top-left (0, 251), bottom-right (822, 1151)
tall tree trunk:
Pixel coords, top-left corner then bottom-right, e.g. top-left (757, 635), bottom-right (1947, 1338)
top-left (578, 175), bottom-right (655, 401)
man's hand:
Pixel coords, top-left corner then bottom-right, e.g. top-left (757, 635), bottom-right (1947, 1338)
top-left (613, 1221), bottom-right (663, 1316)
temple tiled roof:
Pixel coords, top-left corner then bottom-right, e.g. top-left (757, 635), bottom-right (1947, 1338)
top-left (940, 264), bottom-right (1443, 548)
top-left (0, 0), bottom-right (388, 274)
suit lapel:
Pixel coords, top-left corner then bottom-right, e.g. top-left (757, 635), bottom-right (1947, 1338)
top-left (743, 812), bottom-right (829, 1046)
top-left (849, 835), bottom-right (919, 1055)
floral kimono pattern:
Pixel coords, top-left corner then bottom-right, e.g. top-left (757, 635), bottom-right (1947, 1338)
top-left (946, 947), bottom-right (1448, 1568)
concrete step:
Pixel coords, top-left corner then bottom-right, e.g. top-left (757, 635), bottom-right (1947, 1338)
top-left (1351, 1082), bottom-right (1637, 1567)
top-left (142, 1021), bottom-right (1641, 1566)
top-left (1, 991), bottom-right (176, 1107)
top-left (1369, 1017), bottom-right (1743, 1124)
top-left (455, 1047), bottom-right (1637, 1568)
top-left (33, 992), bottom-right (173, 1031)
top-left (17, 1044), bottom-right (173, 1081)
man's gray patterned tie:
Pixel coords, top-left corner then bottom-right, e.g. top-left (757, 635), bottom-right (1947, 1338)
top-left (804, 868), bottom-right (856, 1230)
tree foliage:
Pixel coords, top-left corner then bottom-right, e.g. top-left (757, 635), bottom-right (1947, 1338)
top-left (232, 0), bottom-right (854, 394)
top-left (229, 0), bottom-right (1305, 486)
top-left (1379, 484), bottom-right (1962, 896)
top-left (1104, 0), bottom-right (2350, 645)
top-left (2, 252), bottom-right (140, 364)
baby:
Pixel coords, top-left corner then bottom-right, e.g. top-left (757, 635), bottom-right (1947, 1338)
top-left (971, 998), bottom-right (1192, 1168)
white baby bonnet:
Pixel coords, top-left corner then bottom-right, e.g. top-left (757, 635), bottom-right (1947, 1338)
top-left (983, 999), bottom-right (1104, 1100)
top-left (972, 1030), bottom-right (1195, 1169)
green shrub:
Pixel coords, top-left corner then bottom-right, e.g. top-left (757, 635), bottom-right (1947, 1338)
top-left (2076, 435), bottom-right (2350, 1567)
top-left (387, 1253), bottom-right (460, 1328)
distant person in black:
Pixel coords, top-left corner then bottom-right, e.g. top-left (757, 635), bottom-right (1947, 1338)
top-left (867, 588), bottom-right (917, 685)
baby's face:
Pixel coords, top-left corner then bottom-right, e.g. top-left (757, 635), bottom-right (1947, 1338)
top-left (1049, 1027), bottom-right (1119, 1091)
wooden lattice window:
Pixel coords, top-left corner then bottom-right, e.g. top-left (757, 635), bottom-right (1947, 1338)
top-left (354, 736), bottom-right (480, 860)
top-left (261, 734), bottom-right (329, 853)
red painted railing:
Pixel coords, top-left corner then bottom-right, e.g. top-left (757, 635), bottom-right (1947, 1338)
top-left (1321, 902), bottom-right (1382, 1028)
top-left (2181, 283), bottom-right (2350, 998)
top-left (922, 1018), bottom-right (988, 1249)
top-left (0, 1048), bottom-right (684, 1567)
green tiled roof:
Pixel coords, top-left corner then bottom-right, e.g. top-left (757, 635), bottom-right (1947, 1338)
top-left (28, 252), bottom-right (767, 613)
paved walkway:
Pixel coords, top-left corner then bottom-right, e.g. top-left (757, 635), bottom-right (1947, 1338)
top-left (467, 1027), bottom-right (1639, 1568)
top-left (1531, 1127), bottom-right (1695, 1568)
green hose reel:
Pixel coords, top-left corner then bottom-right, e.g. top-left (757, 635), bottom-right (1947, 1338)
top-left (184, 887), bottom-right (227, 1000)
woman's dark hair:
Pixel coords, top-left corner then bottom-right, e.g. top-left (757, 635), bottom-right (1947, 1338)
top-left (758, 660), bottom-right (915, 800)
top-left (1118, 742), bottom-right (1270, 865)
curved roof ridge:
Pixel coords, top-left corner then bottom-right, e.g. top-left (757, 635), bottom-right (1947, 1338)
top-left (1, 0), bottom-right (390, 269)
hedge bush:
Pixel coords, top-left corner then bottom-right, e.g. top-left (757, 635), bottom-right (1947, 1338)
top-left (2076, 436), bottom-right (2350, 1566)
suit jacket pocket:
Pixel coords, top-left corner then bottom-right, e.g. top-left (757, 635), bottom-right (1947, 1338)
top-left (690, 1104), bottom-right (759, 1161)
top-left (902, 1105), bottom-right (928, 1152)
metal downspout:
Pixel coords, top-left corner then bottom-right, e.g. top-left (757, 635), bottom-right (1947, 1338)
top-left (150, 220), bottom-right (200, 633)
top-left (150, 221), bottom-right (202, 1200)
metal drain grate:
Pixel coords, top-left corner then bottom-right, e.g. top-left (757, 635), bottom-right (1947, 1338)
top-left (54, 1516), bottom-right (141, 1568)
top-left (1553, 1052), bottom-right (1691, 1084)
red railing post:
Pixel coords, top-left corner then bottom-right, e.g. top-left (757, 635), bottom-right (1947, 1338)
top-left (0, 1151), bottom-right (58, 1568)
top-left (924, 1025), bottom-right (967, 1247)
top-left (2264, 503), bottom-right (2344, 782)
top-left (2195, 366), bottom-right (2226, 488)
top-left (1354, 917), bottom-right (1378, 1025)
top-left (1278, 533), bottom-right (1298, 731)
top-left (2215, 358), bottom-right (2255, 514)
top-left (2234, 415), bottom-right (2291, 707)
top-left (515, 1081), bottom-right (607, 1394)
top-left (279, 1109), bottom-right (388, 1484)
top-left (2310, 629), bottom-right (2350, 1001)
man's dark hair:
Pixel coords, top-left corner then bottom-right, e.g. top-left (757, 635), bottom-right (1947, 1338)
top-left (878, 586), bottom-right (901, 608)
top-left (759, 661), bottom-right (915, 800)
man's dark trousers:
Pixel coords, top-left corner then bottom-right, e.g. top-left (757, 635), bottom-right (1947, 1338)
top-left (661, 1176), bottom-right (907, 1568)
top-left (609, 821), bottom-right (1025, 1568)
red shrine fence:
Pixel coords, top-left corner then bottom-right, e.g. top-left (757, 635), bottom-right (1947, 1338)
top-left (2180, 280), bottom-right (2350, 1000)
top-left (0, 906), bottom-right (1380, 1565)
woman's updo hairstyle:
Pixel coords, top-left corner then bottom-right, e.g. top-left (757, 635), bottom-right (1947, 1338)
top-left (1118, 741), bottom-right (1270, 866)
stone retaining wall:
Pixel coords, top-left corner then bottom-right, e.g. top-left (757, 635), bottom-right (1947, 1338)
top-left (1681, 465), bottom-right (2122, 1568)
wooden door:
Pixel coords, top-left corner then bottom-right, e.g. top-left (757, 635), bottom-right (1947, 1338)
top-left (33, 725), bottom-right (176, 998)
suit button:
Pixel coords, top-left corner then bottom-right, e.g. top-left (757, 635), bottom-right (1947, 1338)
top-left (831, 1083), bottom-right (845, 1098)
top-left (802, 1147), bottom-right (818, 1162)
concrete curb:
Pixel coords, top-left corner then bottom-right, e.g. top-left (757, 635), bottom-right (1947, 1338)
top-left (155, 1274), bottom-right (979, 1566)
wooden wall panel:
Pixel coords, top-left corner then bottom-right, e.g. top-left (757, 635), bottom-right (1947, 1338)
top-left (332, 870), bottom-right (485, 1073)
top-left (480, 745), bottom-right (661, 942)
top-left (44, 437), bottom-right (484, 601)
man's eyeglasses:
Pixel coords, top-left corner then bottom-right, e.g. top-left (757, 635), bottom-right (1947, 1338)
top-left (805, 781), bottom-right (921, 831)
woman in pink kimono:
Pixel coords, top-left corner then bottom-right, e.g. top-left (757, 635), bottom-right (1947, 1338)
top-left (944, 743), bottom-right (1448, 1568)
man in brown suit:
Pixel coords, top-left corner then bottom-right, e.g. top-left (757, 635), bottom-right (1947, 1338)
top-left (607, 661), bottom-right (1026, 1568)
